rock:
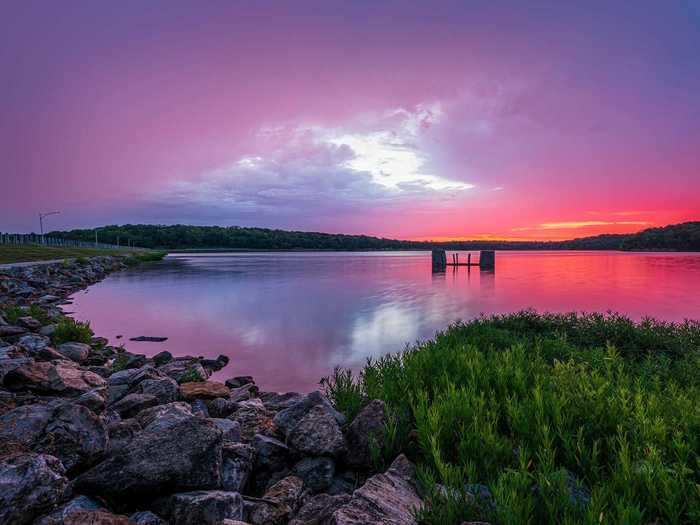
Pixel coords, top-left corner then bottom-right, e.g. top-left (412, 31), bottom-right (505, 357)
top-left (129, 511), bottom-right (167, 525)
top-left (4, 360), bottom-right (106, 396)
top-left (64, 509), bottom-right (135, 525)
top-left (221, 443), bottom-right (254, 492)
top-left (136, 401), bottom-right (193, 428)
top-left (34, 495), bottom-right (103, 525)
top-left (17, 333), bottom-right (52, 353)
top-left (18, 316), bottom-right (42, 330)
top-left (229, 383), bottom-right (259, 403)
top-left (39, 324), bottom-right (57, 337)
top-left (0, 402), bottom-right (108, 473)
top-left (259, 391), bottom-right (303, 412)
top-left (159, 360), bottom-right (209, 384)
top-left (211, 418), bottom-right (242, 442)
top-left (107, 419), bottom-right (142, 455)
top-left (56, 342), bottom-right (91, 363)
top-left (252, 434), bottom-right (290, 488)
top-left (152, 351), bottom-right (173, 366)
top-left (326, 472), bottom-right (358, 496)
top-left (35, 346), bottom-right (69, 362)
top-left (180, 380), bottom-right (230, 400)
top-left (74, 416), bottom-right (223, 506)
top-left (109, 393), bottom-right (159, 418)
top-left (248, 475), bottom-right (304, 525)
top-left (330, 454), bottom-right (422, 525)
top-left (152, 490), bottom-right (244, 525)
top-left (139, 376), bottom-right (179, 404)
top-left (0, 325), bottom-right (28, 337)
top-left (106, 367), bottom-right (163, 404)
top-left (293, 457), bottom-right (335, 493)
top-left (230, 399), bottom-right (274, 442)
top-left (206, 397), bottom-right (238, 418)
top-left (0, 452), bottom-right (69, 525)
top-left (345, 400), bottom-right (386, 469)
top-left (129, 336), bottom-right (168, 342)
top-left (76, 388), bottom-right (107, 413)
top-left (201, 354), bottom-right (229, 373)
top-left (225, 376), bottom-right (254, 389)
top-left (289, 493), bottom-right (352, 525)
top-left (287, 405), bottom-right (346, 458)
top-left (191, 399), bottom-right (210, 417)
top-left (273, 391), bottom-right (345, 438)
top-left (124, 353), bottom-right (147, 369)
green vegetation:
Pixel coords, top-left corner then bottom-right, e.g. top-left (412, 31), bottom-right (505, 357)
top-left (111, 352), bottom-right (130, 372)
top-left (178, 367), bottom-right (205, 383)
top-left (45, 221), bottom-right (700, 251)
top-left (52, 317), bottom-right (93, 345)
top-left (123, 251), bottom-right (167, 266)
top-left (323, 311), bottom-right (700, 524)
top-left (0, 304), bottom-right (50, 325)
top-left (0, 244), bottom-right (139, 264)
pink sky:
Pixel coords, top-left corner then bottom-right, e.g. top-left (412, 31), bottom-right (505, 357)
top-left (1, 1), bottom-right (698, 240)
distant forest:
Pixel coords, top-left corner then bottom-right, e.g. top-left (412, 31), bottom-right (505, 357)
top-left (48, 222), bottom-right (700, 251)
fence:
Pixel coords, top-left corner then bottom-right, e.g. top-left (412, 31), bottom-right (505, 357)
top-left (0, 233), bottom-right (142, 251)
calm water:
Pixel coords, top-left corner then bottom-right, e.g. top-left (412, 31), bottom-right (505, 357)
top-left (67, 251), bottom-right (700, 392)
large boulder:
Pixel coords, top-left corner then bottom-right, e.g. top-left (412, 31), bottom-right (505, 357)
top-left (56, 342), bottom-right (91, 363)
top-left (74, 416), bottom-right (223, 506)
top-left (152, 490), bottom-right (244, 525)
top-left (287, 405), bottom-right (346, 458)
top-left (138, 376), bottom-right (178, 405)
top-left (17, 334), bottom-right (52, 354)
top-left (293, 457), bottom-right (335, 493)
top-left (0, 452), bottom-right (69, 525)
top-left (273, 391), bottom-right (345, 437)
top-left (248, 475), bottom-right (304, 525)
top-left (0, 402), bottom-right (108, 473)
top-left (136, 402), bottom-right (193, 428)
top-left (289, 493), bottom-right (352, 525)
top-left (229, 399), bottom-right (274, 442)
top-left (221, 443), bottom-right (254, 493)
top-left (109, 393), bottom-right (159, 419)
top-left (180, 381), bottom-right (230, 400)
top-left (251, 434), bottom-right (290, 493)
top-left (211, 418), bottom-right (241, 443)
top-left (330, 454), bottom-right (422, 525)
top-left (344, 400), bottom-right (386, 469)
top-left (34, 495), bottom-right (103, 525)
top-left (4, 360), bottom-right (106, 396)
top-left (106, 419), bottom-right (142, 456)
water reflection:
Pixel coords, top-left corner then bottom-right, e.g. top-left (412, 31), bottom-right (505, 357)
top-left (67, 251), bottom-right (700, 392)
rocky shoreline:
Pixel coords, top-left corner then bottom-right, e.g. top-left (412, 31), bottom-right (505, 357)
top-left (0, 257), bottom-right (423, 525)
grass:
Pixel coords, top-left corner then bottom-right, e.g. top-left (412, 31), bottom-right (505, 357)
top-left (0, 244), bottom-right (143, 264)
top-left (323, 311), bottom-right (700, 525)
top-left (1, 304), bottom-right (51, 325)
top-left (123, 251), bottom-right (167, 266)
top-left (51, 317), bottom-right (93, 345)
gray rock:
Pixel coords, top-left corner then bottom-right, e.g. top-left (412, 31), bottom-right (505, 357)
top-left (153, 490), bottom-right (244, 525)
top-left (206, 397), bottom-right (238, 418)
top-left (330, 454), bottom-right (422, 525)
top-left (158, 360), bottom-right (209, 384)
top-left (76, 388), bottom-right (107, 413)
top-left (229, 399), bottom-right (273, 442)
top-left (211, 418), bottom-right (241, 443)
top-left (0, 402), bottom-right (108, 473)
top-left (109, 393), bottom-right (159, 419)
top-left (248, 475), bottom-right (303, 525)
top-left (190, 399), bottom-right (210, 418)
top-left (293, 457), bottom-right (335, 493)
top-left (18, 316), bottom-right (42, 331)
top-left (0, 452), bottom-right (69, 525)
top-left (74, 416), bottom-right (223, 506)
top-left (221, 443), bottom-right (254, 493)
top-left (345, 400), bottom-right (386, 469)
top-left (34, 495), bottom-right (103, 525)
top-left (139, 376), bottom-right (178, 404)
top-left (106, 419), bottom-right (142, 455)
top-left (17, 333), bottom-right (52, 353)
top-left (56, 342), bottom-right (91, 363)
top-left (259, 391), bottom-right (303, 412)
top-left (229, 383), bottom-right (259, 403)
top-left (4, 360), bottom-right (106, 396)
top-left (287, 405), bottom-right (346, 458)
top-left (152, 351), bottom-right (173, 366)
top-left (0, 325), bottom-right (28, 337)
top-left (289, 493), bottom-right (352, 525)
top-left (252, 434), bottom-right (290, 494)
top-left (39, 324), bottom-right (57, 337)
top-left (62, 509), bottom-right (136, 524)
top-left (124, 353), bottom-right (147, 369)
top-left (273, 391), bottom-right (345, 437)
top-left (225, 376), bottom-right (254, 389)
top-left (136, 401), bottom-right (194, 428)
top-left (130, 511), bottom-right (167, 525)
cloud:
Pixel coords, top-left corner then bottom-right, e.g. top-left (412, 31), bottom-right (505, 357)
top-left (513, 221), bottom-right (650, 231)
top-left (152, 103), bottom-right (473, 224)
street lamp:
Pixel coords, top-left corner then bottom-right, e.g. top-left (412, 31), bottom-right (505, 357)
top-left (39, 211), bottom-right (60, 244)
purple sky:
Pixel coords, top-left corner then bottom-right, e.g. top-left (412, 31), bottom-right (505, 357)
top-left (2, 1), bottom-right (699, 239)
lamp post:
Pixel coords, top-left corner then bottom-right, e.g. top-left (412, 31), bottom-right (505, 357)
top-left (39, 211), bottom-right (60, 245)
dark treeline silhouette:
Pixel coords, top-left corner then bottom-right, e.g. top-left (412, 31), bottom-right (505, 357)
top-left (47, 222), bottom-right (700, 251)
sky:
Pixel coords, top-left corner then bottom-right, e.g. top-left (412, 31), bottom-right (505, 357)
top-left (1, 1), bottom-right (699, 240)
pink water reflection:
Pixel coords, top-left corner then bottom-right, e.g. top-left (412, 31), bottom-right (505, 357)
top-left (67, 252), bottom-right (700, 392)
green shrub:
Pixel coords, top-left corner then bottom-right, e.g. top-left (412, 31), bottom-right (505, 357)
top-left (2, 305), bottom-right (23, 325)
top-left (179, 367), bottom-right (204, 384)
top-left (52, 317), bottom-right (93, 345)
top-left (111, 352), bottom-right (129, 372)
top-left (328, 311), bottom-right (700, 524)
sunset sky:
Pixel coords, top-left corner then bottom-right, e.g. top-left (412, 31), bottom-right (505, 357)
top-left (2, 1), bottom-right (699, 240)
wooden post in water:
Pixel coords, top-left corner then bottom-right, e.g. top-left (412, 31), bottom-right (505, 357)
top-left (479, 250), bottom-right (495, 270)
top-left (432, 249), bottom-right (447, 271)
top-left (468, 253), bottom-right (471, 266)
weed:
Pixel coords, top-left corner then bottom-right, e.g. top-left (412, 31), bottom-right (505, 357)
top-left (52, 317), bottom-right (93, 345)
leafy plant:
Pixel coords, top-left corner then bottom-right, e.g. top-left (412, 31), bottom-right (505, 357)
top-left (52, 317), bottom-right (93, 345)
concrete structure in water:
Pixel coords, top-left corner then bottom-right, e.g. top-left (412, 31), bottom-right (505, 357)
top-left (431, 249), bottom-right (495, 271)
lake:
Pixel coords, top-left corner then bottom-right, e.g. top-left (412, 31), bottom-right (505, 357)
top-left (67, 251), bottom-right (700, 392)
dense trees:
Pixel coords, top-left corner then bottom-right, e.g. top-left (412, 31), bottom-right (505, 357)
top-left (47, 222), bottom-right (700, 251)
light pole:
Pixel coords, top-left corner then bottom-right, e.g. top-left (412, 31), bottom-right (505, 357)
top-left (39, 211), bottom-right (60, 244)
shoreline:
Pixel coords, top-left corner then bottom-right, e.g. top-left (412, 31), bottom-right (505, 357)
top-left (0, 256), bottom-right (418, 525)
